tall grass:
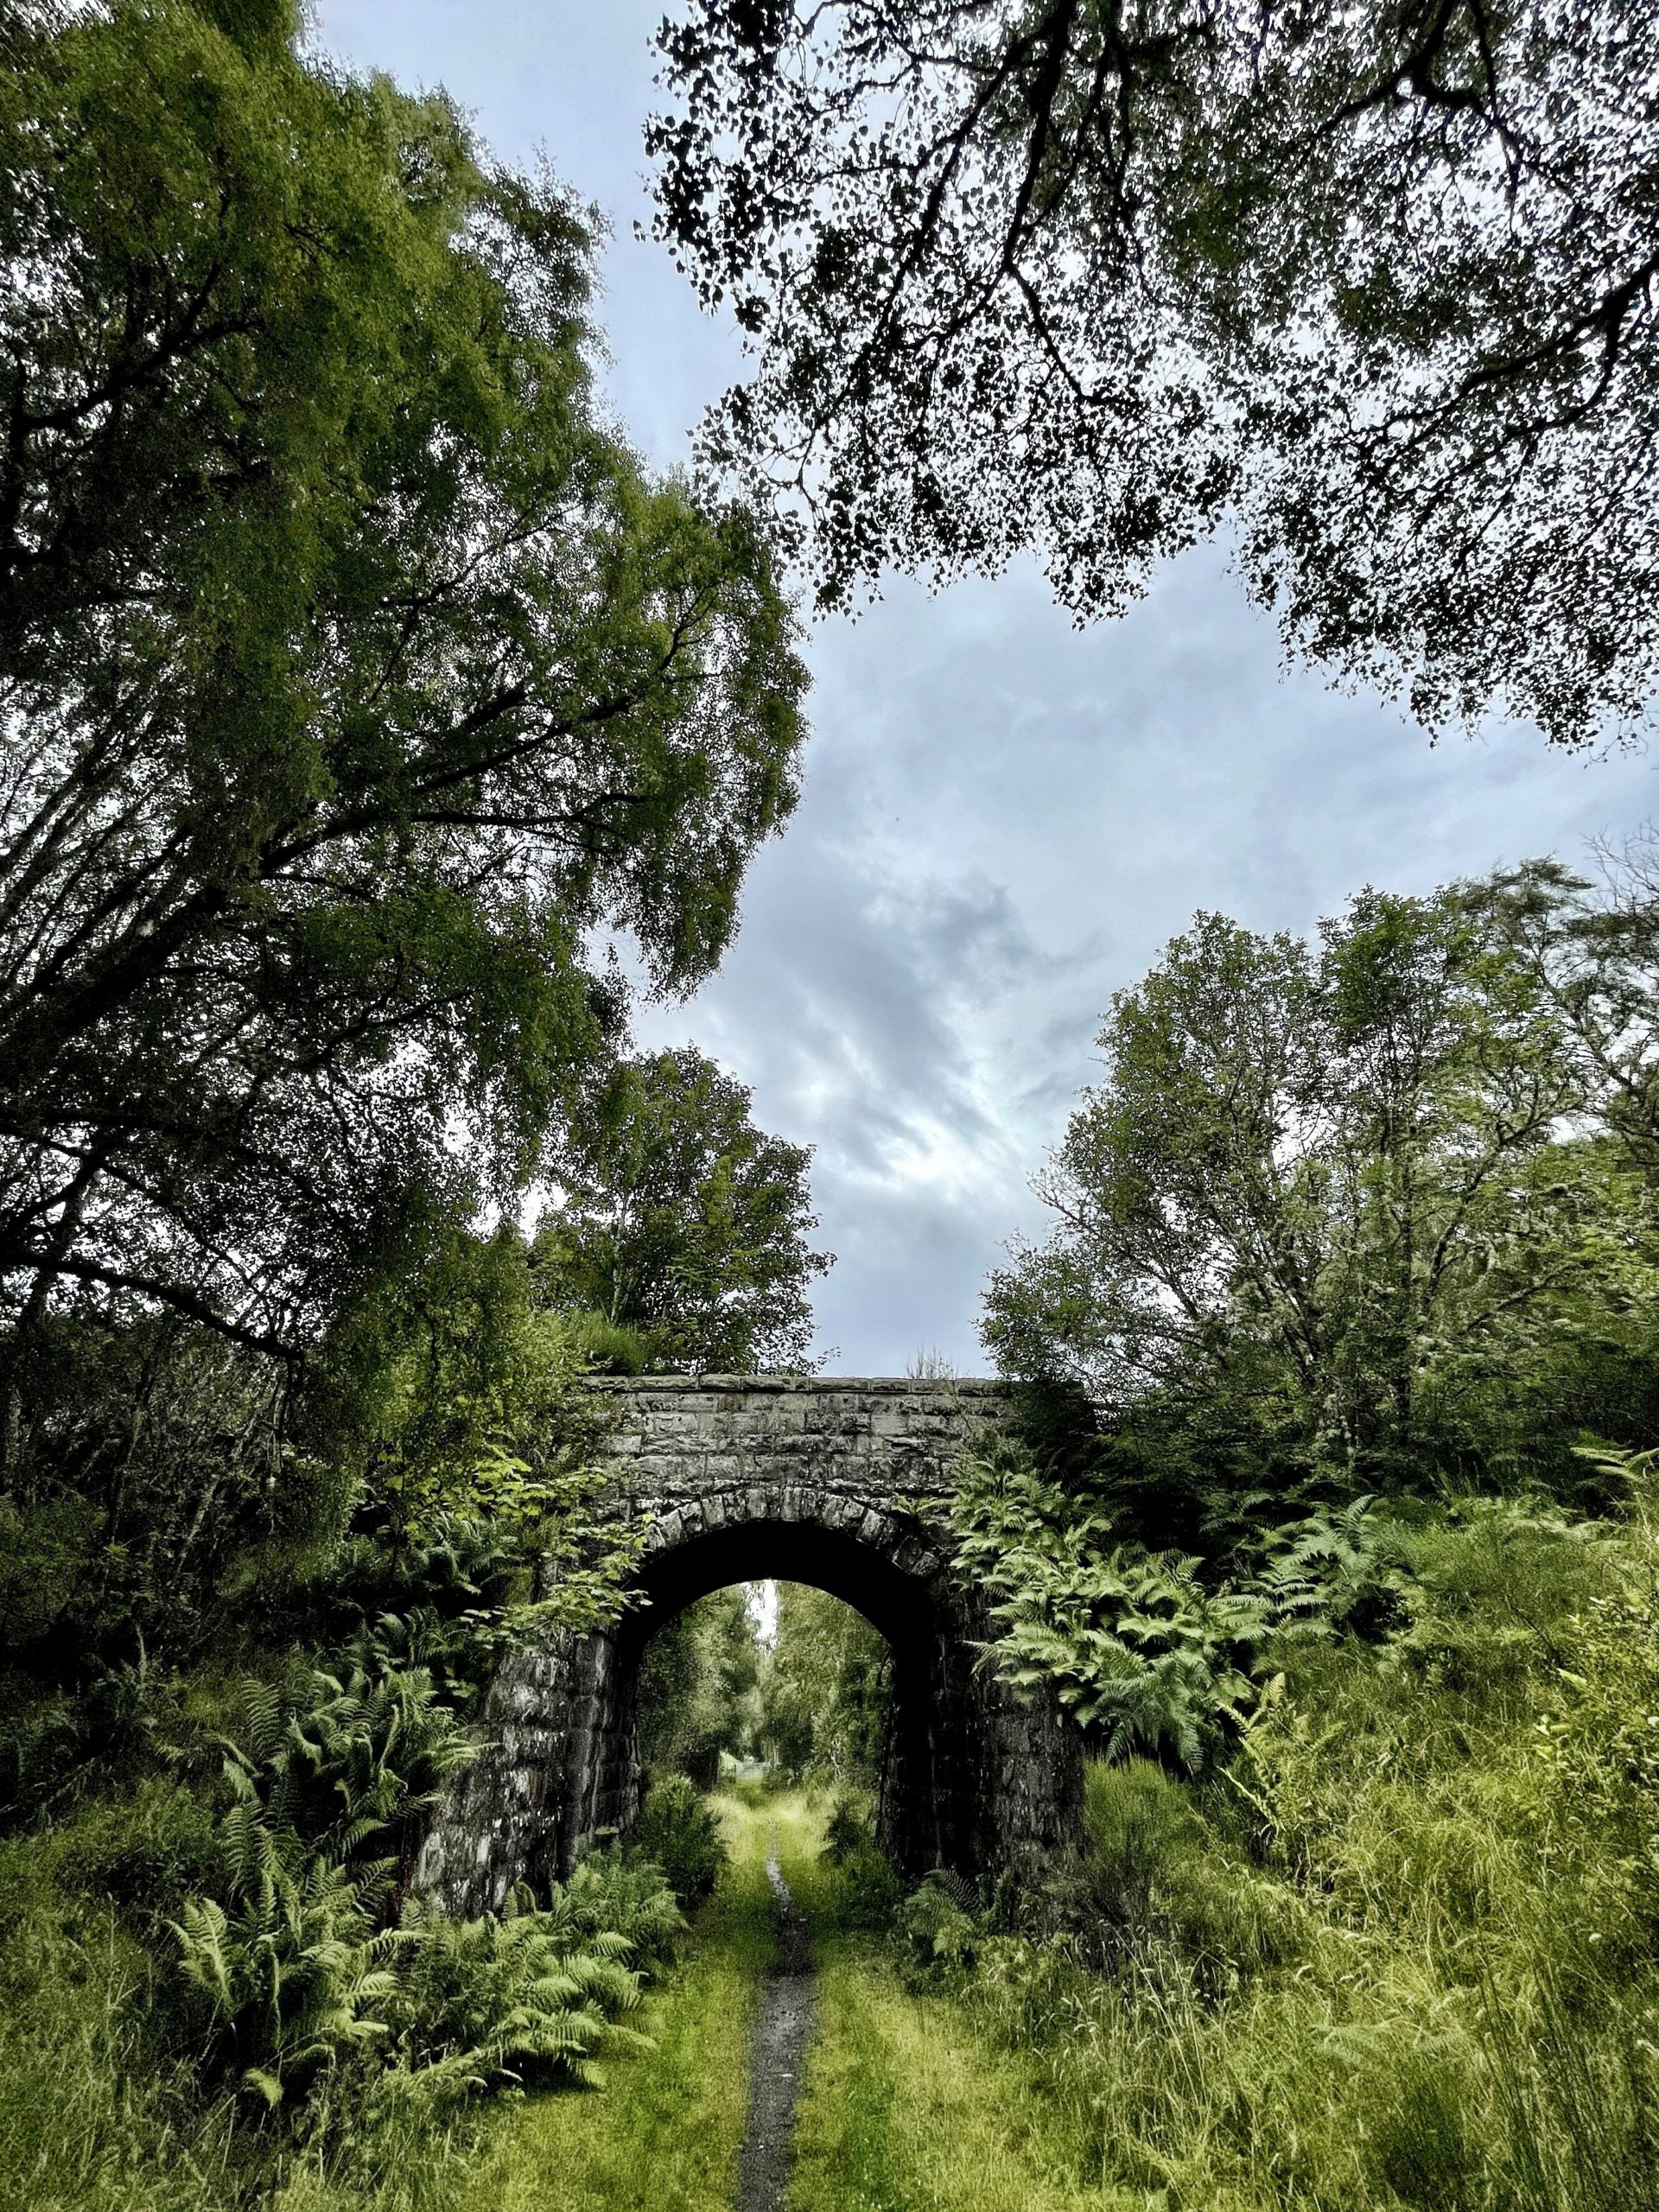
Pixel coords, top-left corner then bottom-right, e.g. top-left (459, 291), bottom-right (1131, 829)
top-left (918, 1488), bottom-right (1659, 2210)
top-left (0, 1833), bottom-right (486, 2212)
top-left (785, 1932), bottom-right (1124, 2211)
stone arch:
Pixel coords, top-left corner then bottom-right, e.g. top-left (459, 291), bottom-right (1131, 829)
top-left (416, 1380), bottom-right (1080, 1917)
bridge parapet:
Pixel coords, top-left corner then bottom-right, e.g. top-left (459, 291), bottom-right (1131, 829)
top-left (591, 1375), bottom-right (1006, 1503)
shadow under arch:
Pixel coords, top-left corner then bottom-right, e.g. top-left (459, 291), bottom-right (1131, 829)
top-left (608, 1515), bottom-right (976, 1878)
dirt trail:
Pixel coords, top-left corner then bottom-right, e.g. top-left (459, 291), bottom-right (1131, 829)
top-left (734, 1842), bottom-right (817, 2212)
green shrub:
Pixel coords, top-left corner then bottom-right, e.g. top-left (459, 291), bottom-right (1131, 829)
top-left (562, 1853), bottom-right (685, 1961)
top-left (821, 1790), bottom-right (875, 1866)
top-left (824, 1839), bottom-right (903, 1933)
top-left (51, 1778), bottom-right (220, 1932)
top-left (630, 1775), bottom-right (728, 1904)
top-left (1061, 1756), bottom-right (1303, 1975)
top-left (389, 1888), bottom-right (645, 2093)
top-left (947, 1444), bottom-right (1267, 1768)
top-left (898, 1870), bottom-right (980, 1973)
top-left (915, 1479), bottom-right (1659, 2209)
top-left (173, 1841), bottom-right (404, 2109)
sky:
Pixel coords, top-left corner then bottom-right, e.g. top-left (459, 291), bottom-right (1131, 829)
top-left (315, 1), bottom-right (1659, 1376)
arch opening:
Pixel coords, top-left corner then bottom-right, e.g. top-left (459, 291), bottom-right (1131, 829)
top-left (607, 1521), bottom-right (973, 1878)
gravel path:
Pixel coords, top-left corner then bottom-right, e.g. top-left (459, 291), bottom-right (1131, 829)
top-left (734, 1844), bottom-right (817, 2212)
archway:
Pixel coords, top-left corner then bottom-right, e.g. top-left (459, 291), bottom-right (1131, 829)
top-left (604, 1516), bottom-right (981, 1878)
top-left (416, 1378), bottom-right (1081, 1916)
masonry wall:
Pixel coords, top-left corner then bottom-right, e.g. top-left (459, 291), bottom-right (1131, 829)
top-left (415, 1379), bottom-right (1082, 1916)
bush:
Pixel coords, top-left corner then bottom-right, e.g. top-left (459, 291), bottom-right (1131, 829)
top-left (562, 1853), bottom-right (684, 1961)
top-left (908, 1478), bottom-right (1659, 2210)
top-left (1054, 1756), bottom-right (1303, 1977)
top-left (389, 1887), bottom-right (645, 2094)
top-left (823, 1839), bottom-right (903, 1934)
top-left (898, 1870), bottom-right (980, 1973)
top-left (51, 1779), bottom-right (220, 1933)
top-left (630, 1775), bottom-right (728, 1904)
top-left (821, 1790), bottom-right (875, 1866)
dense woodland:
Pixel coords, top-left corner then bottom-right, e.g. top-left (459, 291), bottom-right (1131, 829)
top-left (4, 3), bottom-right (1659, 2209)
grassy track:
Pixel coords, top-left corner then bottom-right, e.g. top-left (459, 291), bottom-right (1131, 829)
top-left (463, 1793), bottom-right (790, 2212)
top-left (783, 1955), bottom-right (1123, 2212)
top-left (471, 1791), bottom-right (1125, 2212)
top-left (774, 1821), bottom-right (1118, 2212)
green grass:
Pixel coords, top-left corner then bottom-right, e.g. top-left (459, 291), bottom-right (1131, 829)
top-left (771, 1808), bottom-right (1133, 2212)
top-left (462, 1789), bottom-right (789, 2212)
top-left (782, 1943), bottom-right (1128, 2212)
top-left (0, 1786), bottom-right (793, 2212)
top-left (830, 1493), bottom-right (1659, 2212)
top-left (0, 1822), bottom-right (482, 2212)
top-left (465, 1786), bottom-right (1103, 2212)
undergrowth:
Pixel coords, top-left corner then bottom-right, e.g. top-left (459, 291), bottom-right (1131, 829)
top-left (897, 1467), bottom-right (1659, 2209)
top-left (0, 1684), bottom-right (685, 2212)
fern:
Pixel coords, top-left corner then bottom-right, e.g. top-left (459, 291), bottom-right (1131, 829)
top-left (173, 1646), bottom-right (677, 2113)
top-left (947, 1444), bottom-right (1268, 1769)
top-left (390, 1888), bottom-right (652, 2090)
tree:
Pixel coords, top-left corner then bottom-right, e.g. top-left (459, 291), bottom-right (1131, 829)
top-left (0, 0), bottom-right (806, 1404)
top-left (757, 1581), bottom-right (887, 1787)
top-left (1478, 840), bottom-right (1659, 1176)
top-left (983, 884), bottom-right (1599, 1491)
top-left (651, 1), bottom-right (1659, 745)
top-left (636, 1585), bottom-right (762, 1785)
top-left (531, 1046), bottom-right (830, 1372)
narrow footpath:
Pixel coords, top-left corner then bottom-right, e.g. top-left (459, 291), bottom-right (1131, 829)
top-left (465, 1789), bottom-right (1099, 2212)
top-left (734, 1843), bottom-right (817, 2212)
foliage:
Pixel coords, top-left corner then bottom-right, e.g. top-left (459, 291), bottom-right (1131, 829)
top-left (897, 1871), bottom-right (981, 1974)
top-left (912, 1473), bottom-right (1659, 2212)
top-left (0, 1802), bottom-right (677, 2212)
top-left (1478, 841), bottom-right (1659, 1178)
top-left (560, 1852), bottom-right (687, 1963)
top-left (171, 1653), bottom-right (468, 2105)
top-left (897, 1874), bottom-right (979, 1973)
top-left (636, 1586), bottom-right (762, 1787)
top-left (652, 0), bottom-right (1659, 745)
top-left (531, 1047), bottom-right (830, 1374)
top-left (459, 1792), bottom-right (785, 2212)
top-left (0, 7), bottom-right (822, 2206)
top-left (946, 1443), bottom-right (1533, 1773)
top-left (757, 1582), bottom-right (888, 1786)
top-left (822, 1837), bottom-right (904, 1936)
top-left (985, 874), bottom-right (1659, 1517)
top-left (389, 1888), bottom-right (646, 2094)
top-left (630, 1774), bottom-right (728, 1905)
top-left (0, 0), bottom-right (804, 1379)
top-left (172, 1859), bottom-right (406, 2112)
top-left (948, 1443), bottom-right (1268, 1767)
top-left (0, 1231), bottom-right (646, 1835)
top-left (821, 1792), bottom-right (875, 1867)
top-left (166, 1644), bottom-right (684, 2120)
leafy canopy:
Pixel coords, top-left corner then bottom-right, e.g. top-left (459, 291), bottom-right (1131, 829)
top-left (0, 0), bottom-right (806, 1370)
top-left (531, 1046), bottom-right (831, 1373)
top-left (651, 0), bottom-right (1659, 744)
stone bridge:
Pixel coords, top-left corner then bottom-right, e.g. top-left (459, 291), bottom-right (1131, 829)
top-left (416, 1377), bottom-right (1081, 1916)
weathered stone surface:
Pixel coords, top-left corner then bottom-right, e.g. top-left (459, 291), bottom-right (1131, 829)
top-left (416, 1377), bottom-right (1081, 1915)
